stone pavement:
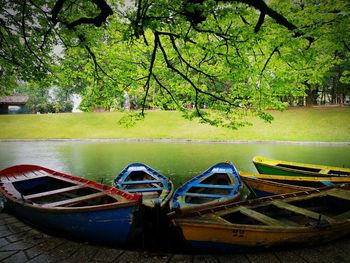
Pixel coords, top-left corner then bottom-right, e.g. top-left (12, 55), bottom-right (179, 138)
top-left (0, 212), bottom-right (349, 263)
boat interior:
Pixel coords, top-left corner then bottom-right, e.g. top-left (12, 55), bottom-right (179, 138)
top-left (217, 191), bottom-right (350, 227)
top-left (269, 179), bottom-right (328, 188)
top-left (3, 171), bottom-right (120, 207)
top-left (276, 164), bottom-right (320, 173)
top-left (121, 170), bottom-right (164, 198)
top-left (184, 173), bottom-right (236, 204)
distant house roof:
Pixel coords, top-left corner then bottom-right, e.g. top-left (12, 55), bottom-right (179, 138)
top-left (0, 96), bottom-right (29, 105)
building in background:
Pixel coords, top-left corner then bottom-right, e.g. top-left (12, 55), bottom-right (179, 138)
top-left (0, 96), bottom-right (29, 114)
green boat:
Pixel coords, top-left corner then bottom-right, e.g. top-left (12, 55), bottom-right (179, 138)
top-left (253, 156), bottom-right (350, 177)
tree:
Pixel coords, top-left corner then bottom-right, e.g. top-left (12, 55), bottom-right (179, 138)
top-left (1, 0), bottom-right (349, 126)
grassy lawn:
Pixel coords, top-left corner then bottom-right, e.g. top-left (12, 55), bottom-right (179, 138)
top-left (0, 107), bottom-right (349, 142)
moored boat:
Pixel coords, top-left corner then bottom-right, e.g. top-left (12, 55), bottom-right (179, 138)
top-left (169, 186), bottom-right (350, 252)
top-left (114, 163), bottom-right (174, 208)
top-left (169, 162), bottom-right (249, 212)
top-left (0, 164), bottom-right (141, 244)
top-left (240, 171), bottom-right (350, 188)
top-left (241, 174), bottom-right (313, 197)
top-left (253, 156), bottom-right (350, 177)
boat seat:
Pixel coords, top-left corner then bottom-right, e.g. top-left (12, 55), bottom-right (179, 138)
top-left (194, 184), bottom-right (234, 189)
top-left (42, 192), bottom-right (108, 207)
top-left (239, 206), bottom-right (288, 226)
top-left (183, 192), bottom-right (229, 198)
top-left (127, 187), bottom-right (165, 193)
top-left (120, 180), bottom-right (162, 185)
top-left (24, 184), bottom-right (86, 200)
top-left (272, 200), bottom-right (335, 223)
top-left (141, 191), bottom-right (159, 198)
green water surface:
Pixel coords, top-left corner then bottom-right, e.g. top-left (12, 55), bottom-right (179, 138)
top-left (0, 141), bottom-right (349, 187)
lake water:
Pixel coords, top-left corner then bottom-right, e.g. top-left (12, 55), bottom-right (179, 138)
top-left (0, 141), bottom-right (349, 187)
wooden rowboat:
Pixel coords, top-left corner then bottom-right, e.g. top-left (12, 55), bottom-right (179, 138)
top-left (240, 171), bottom-right (350, 188)
top-left (253, 156), bottom-right (350, 177)
top-left (169, 162), bottom-right (249, 212)
top-left (0, 165), bottom-right (141, 244)
top-left (114, 163), bottom-right (174, 208)
top-left (169, 185), bottom-right (350, 252)
top-left (241, 174), bottom-right (313, 197)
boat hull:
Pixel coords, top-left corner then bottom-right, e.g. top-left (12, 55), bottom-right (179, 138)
top-left (0, 164), bottom-right (142, 245)
top-left (170, 186), bottom-right (350, 252)
top-left (253, 156), bottom-right (350, 177)
top-left (240, 171), bottom-right (350, 188)
top-left (241, 174), bottom-right (312, 197)
top-left (6, 200), bottom-right (138, 244)
top-left (179, 221), bottom-right (350, 252)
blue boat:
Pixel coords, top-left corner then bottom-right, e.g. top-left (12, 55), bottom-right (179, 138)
top-left (0, 165), bottom-right (141, 244)
top-left (170, 162), bottom-right (248, 212)
top-left (114, 163), bottom-right (174, 208)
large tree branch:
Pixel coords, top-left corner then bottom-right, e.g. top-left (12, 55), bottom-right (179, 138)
top-left (152, 73), bottom-right (181, 109)
top-left (228, 0), bottom-right (297, 31)
top-left (261, 46), bottom-right (280, 75)
top-left (141, 31), bottom-right (158, 116)
top-left (155, 31), bottom-right (238, 109)
top-left (21, 1), bottom-right (47, 70)
top-left (344, 41), bottom-right (350, 52)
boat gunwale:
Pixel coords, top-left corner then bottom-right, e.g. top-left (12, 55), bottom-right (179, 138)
top-left (240, 171), bottom-right (350, 183)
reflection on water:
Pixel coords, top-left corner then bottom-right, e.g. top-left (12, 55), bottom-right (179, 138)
top-left (0, 141), bottom-right (349, 187)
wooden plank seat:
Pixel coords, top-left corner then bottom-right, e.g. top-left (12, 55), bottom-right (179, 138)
top-left (120, 180), bottom-right (162, 185)
top-left (183, 192), bottom-right (229, 199)
top-left (239, 206), bottom-right (287, 226)
top-left (24, 184), bottom-right (86, 200)
top-left (272, 200), bottom-right (335, 223)
top-left (42, 192), bottom-right (108, 207)
top-left (127, 187), bottom-right (165, 193)
top-left (194, 184), bottom-right (234, 189)
top-left (140, 191), bottom-right (160, 198)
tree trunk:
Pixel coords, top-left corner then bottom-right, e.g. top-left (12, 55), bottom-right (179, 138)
top-left (304, 83), bottom-right (318, 107)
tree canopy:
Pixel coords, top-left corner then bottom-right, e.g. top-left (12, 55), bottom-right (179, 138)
top-left (1, 0), bottom-right (349, 126)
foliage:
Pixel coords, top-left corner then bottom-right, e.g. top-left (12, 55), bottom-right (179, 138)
top-left (0, 0), bottom-right (349, 127)
top-left (13, 82), bottom-right (73, 113)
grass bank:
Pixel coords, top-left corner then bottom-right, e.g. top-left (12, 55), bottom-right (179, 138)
top-left (0, 107), bottom-right (349, 142)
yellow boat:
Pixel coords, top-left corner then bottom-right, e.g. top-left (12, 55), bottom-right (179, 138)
top-left (240, 171), bottom-right (350, 188)
top-left (253, 156), bottom-right (350, 177)
top-left (241, 175), bottom-right (313, 197)
top-left (169, 186), bottom-right (350, 252)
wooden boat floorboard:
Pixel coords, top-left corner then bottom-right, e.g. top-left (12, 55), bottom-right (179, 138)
top-left (271, 200), bottom-right (335, 223)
